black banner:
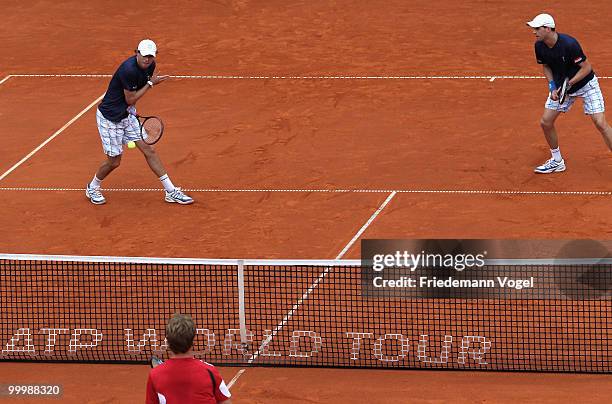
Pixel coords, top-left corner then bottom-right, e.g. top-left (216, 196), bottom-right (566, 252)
top-left (361, 239), bottom-right (612, 299)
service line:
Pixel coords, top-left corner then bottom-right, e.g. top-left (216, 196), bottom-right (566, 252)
top-left (10, 73), bottom-right (612, 80)
top-left (0, 187), bottom-right (609, 196)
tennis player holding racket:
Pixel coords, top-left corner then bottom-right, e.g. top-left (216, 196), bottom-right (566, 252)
top-left (146, 313), bottom-right (232, 404)
top-left (527, 14), bottom-right (612, 174)
top-left (86, 39), bottom-right (193, 205)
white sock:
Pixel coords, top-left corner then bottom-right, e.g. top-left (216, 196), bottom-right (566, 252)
top-left (550, 148), bottom-right (562, 162)
top-left (159, 174), bottom-right (175, 192)
top-left (90, 175), bottom-right (102, 189)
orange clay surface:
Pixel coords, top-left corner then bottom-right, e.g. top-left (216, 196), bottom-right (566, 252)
top-left (1, 363), bottom-right (611, 404)
top-left (1, 0), bottom-right (611, 403)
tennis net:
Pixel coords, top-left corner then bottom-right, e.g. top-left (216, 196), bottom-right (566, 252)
top-left (0, 254), bottom-right (610, 372)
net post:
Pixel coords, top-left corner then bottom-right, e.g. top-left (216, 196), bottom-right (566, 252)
top-left (237, 260), bottom-right (248, 358)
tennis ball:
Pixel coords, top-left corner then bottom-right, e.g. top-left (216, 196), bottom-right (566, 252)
top-left (127, 141), bottom-right (136, 149)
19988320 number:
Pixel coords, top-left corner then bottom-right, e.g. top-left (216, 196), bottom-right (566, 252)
top-left (0, 384), bottom-right (62, 396)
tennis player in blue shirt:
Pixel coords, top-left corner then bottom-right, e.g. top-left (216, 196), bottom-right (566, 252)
top-left (527, 13), bottom-right (612, 173)
top-left (86, 39), bottom-right (193, 205)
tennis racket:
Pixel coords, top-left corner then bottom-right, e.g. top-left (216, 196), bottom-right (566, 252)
top-left (558, 77), bottom-right (570, 105)
top-left (150, 355), bottom-right (164, 368)
top-left (136, 115), bottom-right (164, 145)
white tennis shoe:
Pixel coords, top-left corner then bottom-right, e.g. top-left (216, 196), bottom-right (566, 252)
top-left (534, 158), bottom-right (566, 174)
top-left (85, 184), bottom-right (106, 204)
top-left (165, 188), bottom-right (194, 204)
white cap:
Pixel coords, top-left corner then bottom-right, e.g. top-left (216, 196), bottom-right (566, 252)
top-left (527, 13), bottom-right (555, 29)
top-left (137, 39), bottom-right (157, 57)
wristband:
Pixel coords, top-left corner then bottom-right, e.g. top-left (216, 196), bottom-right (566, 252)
top-left (147, 80), bottom-right (154, 88)
top-left (548, 80), bottom-right (556, 91)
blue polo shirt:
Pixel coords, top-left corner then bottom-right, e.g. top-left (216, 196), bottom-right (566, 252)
top-left (534, 33), bottom-right (594, 93)
top-left (98, 56), bottom-right (156, 122)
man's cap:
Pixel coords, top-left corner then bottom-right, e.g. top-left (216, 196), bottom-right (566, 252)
top-left (527, 13), bottom-right (555, 29)
top-left (137, 39), bottom-right (157, 57)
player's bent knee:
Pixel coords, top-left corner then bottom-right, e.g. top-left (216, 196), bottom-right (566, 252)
top-left (106, 156), bottom-right (122, 169)
top-left (591, 116), bottom-right (609, 133)
top-left (540, 118), bottom-right (554, 130)
top-left (139, 144), bottom-right (157, 157)
top-left (597, 123), bottom-right (609, 133)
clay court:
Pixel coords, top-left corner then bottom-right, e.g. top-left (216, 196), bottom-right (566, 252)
top-left (1, 1), bottom-right (611, 403)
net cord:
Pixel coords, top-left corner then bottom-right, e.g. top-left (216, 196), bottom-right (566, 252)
top-left (1, 253), bottom-right (611, 266)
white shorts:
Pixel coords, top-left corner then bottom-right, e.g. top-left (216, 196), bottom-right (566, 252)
top-left (96, 109), bottom-right (141, 157)
top-left (545, 76), bottom-right (605, 114)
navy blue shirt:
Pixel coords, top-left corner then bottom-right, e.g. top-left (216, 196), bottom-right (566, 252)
top-left (98, 56), bottom-right (155, 122)
top-left (534, 33), bottom-right (594, 93)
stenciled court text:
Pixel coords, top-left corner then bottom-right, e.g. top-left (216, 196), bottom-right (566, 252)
top-left (1, 327), bottom-right (490, 366)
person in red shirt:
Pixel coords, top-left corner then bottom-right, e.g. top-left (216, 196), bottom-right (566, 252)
top-left (146, 313), bottom-right (232, 404)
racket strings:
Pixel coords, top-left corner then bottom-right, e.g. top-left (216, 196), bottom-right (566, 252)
top-left (141, 118), bottom-right (163, 144)
top-left (559, 78), bottom-right (570, 105)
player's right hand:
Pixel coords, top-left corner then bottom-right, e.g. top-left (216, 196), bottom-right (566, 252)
top-left (550, 88), bottom-right (560, 101)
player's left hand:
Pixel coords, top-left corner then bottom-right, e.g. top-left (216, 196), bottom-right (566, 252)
top-left (151, 72), bottom-right (170, 85)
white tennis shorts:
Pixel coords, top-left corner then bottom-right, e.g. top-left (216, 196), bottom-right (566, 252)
top-left (545, 76), bottom-right (605, 114)
top-left (96, 109), bottom-right (141, 156)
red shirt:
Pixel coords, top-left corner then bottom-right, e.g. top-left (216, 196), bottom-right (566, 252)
top-left (146, 358), bottom-right (231, 404)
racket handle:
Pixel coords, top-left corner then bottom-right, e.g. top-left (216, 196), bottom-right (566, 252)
top-left (548, 80), bottom-right (556, 91)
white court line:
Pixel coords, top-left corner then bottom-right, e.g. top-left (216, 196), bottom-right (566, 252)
top-left (228, 191), bottom-right (397, 387)
top-left (0, 93), bottom-right (105, 182)
top-left (9, 74), bottom-right (112, 78)
top-left (0, 75), bottom-right (12, 85)
top-left (334, 191), bottom-right (397, 259)
top-left (10, 73), bottom-right (612, 80)
top-left (0, 187), bottom-right (610, 196)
